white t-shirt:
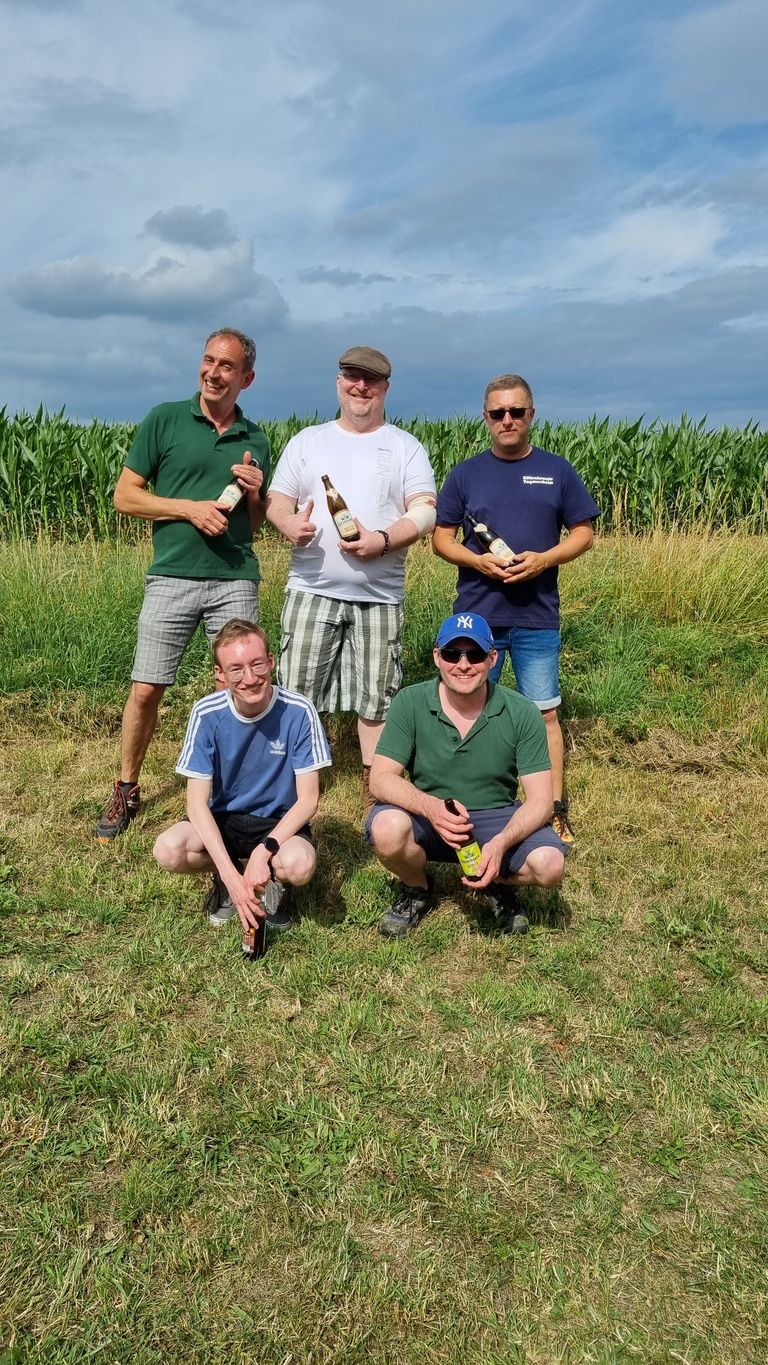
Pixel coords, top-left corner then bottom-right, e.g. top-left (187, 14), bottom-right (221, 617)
top-left (268, 421), bottom-right (436, 603)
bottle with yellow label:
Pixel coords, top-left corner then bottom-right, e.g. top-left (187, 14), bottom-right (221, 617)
top-left (322, 474), bottom-right (360, 542)
top-left (216, 478), bottom-right (245, 514)
top-left (445, 799), bottom-right (482, 879)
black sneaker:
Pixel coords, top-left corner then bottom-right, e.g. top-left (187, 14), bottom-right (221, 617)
top-left (262, 878), bottom-right (294, 933)
top-left (378, 877), bottom-right (435, 939)
top-left (551, 799), bottom-right (575, 847)
top-left (204, 874), bottom-right (236, 926)
top-left (95, 780), bottom-right (141, 841)
top-left (485, 885), bottom-right (529, 935)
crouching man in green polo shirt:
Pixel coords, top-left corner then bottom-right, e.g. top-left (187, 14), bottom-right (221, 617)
top-left (365, 612), bottom-right (568, 937)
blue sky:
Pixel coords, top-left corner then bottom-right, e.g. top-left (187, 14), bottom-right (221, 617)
top-left (2, 0), bottom-right (766, 425)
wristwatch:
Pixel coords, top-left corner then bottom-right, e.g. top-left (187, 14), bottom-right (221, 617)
top-left (263, 835), bottom-right (280, 868)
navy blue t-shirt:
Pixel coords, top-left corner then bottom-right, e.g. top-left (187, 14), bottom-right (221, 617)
top-left (436, 446), bottom-right (600, 629)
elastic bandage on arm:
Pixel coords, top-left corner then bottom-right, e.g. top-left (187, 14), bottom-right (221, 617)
top-left (403, 494), bottom-right (437, 536)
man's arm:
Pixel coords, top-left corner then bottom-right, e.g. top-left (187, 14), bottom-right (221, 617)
top-left (185, 777), bottom-right (262, 928)
top-left (241, 770), bottom-right (320, 898)
top-left (114, 467), bottom-right (231, 538)
top-left (369, 754), bottom-right (476, 847)
top-left (339, 491), bottom-right (438, 562)
top-left (465, 768), bottom-right (554, 889)
top-left (502, 520), bottom-right (594, 584)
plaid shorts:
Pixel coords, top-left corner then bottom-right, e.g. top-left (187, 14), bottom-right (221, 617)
top-left (132, 576), bottom-right (259, 685)
top-left (278, 590), bottom-right (403, 721)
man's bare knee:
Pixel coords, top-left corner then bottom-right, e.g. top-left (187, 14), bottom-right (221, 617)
top-left (525, 846), bottom-right (565, 887)
top-left (370, 808), bottom-right (412, 856)
top-left (130, 681), bottom-right (166, 711)
top-left (276, 839), bottom-right (316, 887)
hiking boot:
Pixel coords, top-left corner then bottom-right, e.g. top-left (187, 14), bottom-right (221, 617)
top-left (204, 874), bottom-right (236, 926)
top-left (262, 877), bottom-right (294, 933)
top-left (378, 877), bottom-right (435, 939)
top-left (485, 885), bottom-right (529, 935)
top-left (551, 799), bottom-right (575, 847)
top-left (95, 780), bottom-right (141, 841)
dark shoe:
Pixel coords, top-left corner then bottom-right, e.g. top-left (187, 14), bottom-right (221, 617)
top-left (204, 874), bottom-right (236, 926)
top-left (95, 780), bottom-right (141, 841)
top-left (551, 799), bottom-right (575, 847)
top-left (378, 877), bottom-right (435, 939)
top-left (485, 885), bottom-right (529, 935)
top-left (262, 878), bottom-right (294, 933)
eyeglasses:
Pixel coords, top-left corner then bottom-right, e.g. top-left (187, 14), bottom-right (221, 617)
top-left (486, 406), bottom-right (530, 421)
top-left (438, 646), bottom-right (489, 664)
top-left (224, 661), bottom-right (271, 681)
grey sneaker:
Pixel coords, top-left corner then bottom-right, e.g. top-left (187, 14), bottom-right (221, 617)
top-left (378, 877), bottom-right (435, 939)
top-left (95, 780), bottom-right (140, 841)
top-left (262, 878), bottom-right (294, 933)
top-left (485, 885), bottom-right (529, 935)
top-left (204, 874), bottom-right (236, 926)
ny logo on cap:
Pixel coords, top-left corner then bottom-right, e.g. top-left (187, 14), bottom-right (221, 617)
top-left (457, 614), bottom-right (474, 630)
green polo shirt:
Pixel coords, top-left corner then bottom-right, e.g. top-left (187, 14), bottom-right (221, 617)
top-left (376, 678), bottom-right (551, 809)
top-left (125, 395), bottom-right (271, 580)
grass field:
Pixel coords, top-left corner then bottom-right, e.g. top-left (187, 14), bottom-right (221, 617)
top-left (1, 534), bottom-right (767, 1363)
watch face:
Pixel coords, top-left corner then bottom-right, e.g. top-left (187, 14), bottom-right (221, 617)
top-left (264, 836), bottom-right (279, 854)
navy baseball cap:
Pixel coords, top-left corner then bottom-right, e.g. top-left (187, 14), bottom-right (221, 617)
top-left (436, 612), bottom-right (494, 651)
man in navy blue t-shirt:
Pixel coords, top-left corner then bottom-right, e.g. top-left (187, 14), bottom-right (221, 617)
top-left (433, 374), bottom-right (599, 845)
top-left (153, 618), bottom-right (331, 940)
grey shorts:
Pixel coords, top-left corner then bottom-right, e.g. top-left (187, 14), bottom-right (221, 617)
top-left (278, 590), bottom-right (403, 722)
top-left (132, 576), bottom-right (259, 685)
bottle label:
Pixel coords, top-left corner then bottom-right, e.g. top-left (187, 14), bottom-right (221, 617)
top-left (333, 508), bottom-right (358, 539)
top-left (456, 840), bottom-right (483, 878)
top-left (489, 536), bottom-right (515, 563)
top-left (217, 482), bottom-right (244, 512)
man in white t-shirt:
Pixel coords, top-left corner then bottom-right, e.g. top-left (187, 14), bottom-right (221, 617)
top-left (266, 346), bottom-right (437, 803)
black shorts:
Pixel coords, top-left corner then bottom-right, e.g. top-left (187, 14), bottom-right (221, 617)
top-left (213, 812), bottom-right (313, 864)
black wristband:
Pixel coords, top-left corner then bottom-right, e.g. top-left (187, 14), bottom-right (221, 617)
top-left (376, 529), bottom-right (390, 555)
top-left (263, 835), bottom-right (280, 868)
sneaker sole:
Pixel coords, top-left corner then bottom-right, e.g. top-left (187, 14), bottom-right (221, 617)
top-left (208, 903), bottom-right (237, 927)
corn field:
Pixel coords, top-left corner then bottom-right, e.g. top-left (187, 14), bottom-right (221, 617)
top-left (0, 406), bottom-right (765, 539)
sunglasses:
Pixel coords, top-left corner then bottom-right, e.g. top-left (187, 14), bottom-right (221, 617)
top-left (438, 646), bottom-right (489, 664)
top-left (486, 405), bottom-right (529, 421)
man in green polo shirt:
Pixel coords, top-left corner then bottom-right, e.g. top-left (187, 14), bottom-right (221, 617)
top-left (365, 611), bottom-right (567, 937)
top-left (96, 328), bottom-right (271, 841)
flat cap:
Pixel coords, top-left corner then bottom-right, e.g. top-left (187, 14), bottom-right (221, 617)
top-left (338, 345), bottom-right (392, 379)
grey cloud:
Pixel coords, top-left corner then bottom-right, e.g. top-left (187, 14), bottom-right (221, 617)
top-left (297, 266), bottom-right (395, 287)
top-left (7, 244), bottom-right (289, 327)
top-left (145, 206), bottom-right (237, 250)
top-left (0, 78), bottom-right (175, 167)
top-left (338, 121), bottom-right (598, 252)
top-left (658, 0), bottom-right (768, 127)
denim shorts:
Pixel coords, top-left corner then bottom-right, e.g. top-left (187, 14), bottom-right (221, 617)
top-left (488, 627), bottom-right (561, 709)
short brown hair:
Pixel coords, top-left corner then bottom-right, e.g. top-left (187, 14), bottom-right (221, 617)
top-left (212, 618), bottom-right (271, 665)
top-left (483, 373), bottom-right (534, 408)
top-left (205, 328), bottom-right (256, 372)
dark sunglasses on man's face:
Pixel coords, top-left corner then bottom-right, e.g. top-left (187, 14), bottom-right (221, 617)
top-left (438, 646), bottom-right (489, 664)
top-left (486, 405), bottom-right (529, 421)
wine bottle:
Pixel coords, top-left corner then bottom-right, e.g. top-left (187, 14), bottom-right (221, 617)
top-left (322, 474), bottom-right (360, 542)
top-left (216, 478), bottom-right (245, 515)
top-left (467, 513), bottom-right (515, 564)
top-left (445, 799), bottom-right (482, 879)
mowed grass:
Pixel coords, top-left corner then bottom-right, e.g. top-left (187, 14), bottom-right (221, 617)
top-left (0, 535), bottom-right (767, 1363)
